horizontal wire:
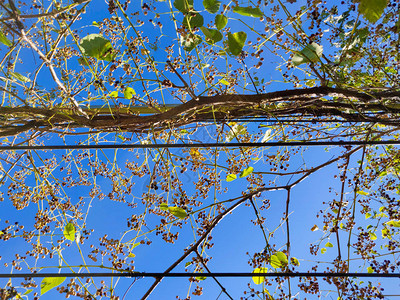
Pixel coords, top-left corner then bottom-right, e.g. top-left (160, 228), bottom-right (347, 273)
top-left (0, 140), bottom-right (400, 151)
top-left (0, 272), bottom-right (399, 279)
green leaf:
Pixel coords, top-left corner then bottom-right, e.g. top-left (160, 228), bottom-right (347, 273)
top-left (0, 31), bottom-right (12, 46)
top-left (181, 34), bottom-right (202, 51)
top-left (358, 0), bottom-right (388, 23)
top-left (183, 12), bottom-right (204, 28)
top-left (124, 87), bottom-right (136, 99)
top-left (174, 0), bottom-right (193, 13)
top-left (239, 167), bottom-right (254, 178)
top-left (292, 42), bottom-right (323, 66)
top-left (200, 27), bottom-right (222, 44)
top-left (233, 6), bottom-right (263, 18)
top-left (160, 203), bottom-right (169, 211)
top-left (290, 257), bottom-right (300, 266)
top-left (9, 71), bottom-right (31, 82)
top-left (367, 266), bottom-right (374, 273)
top-left (227, 32), bottom-right (247, 56)
top-left (41, 277), bottom-right (66, 295)
top-left (226, 174), bottom-right (237, 182)
top-left (270, 252), bottom-right (288, 269)
top-left (79, 34), bottom-right (115, 62)
top-left (215, 14), bottom-right (227, 30)
top-left (63, 223), bottom-right (75, 241)
top-left (168, 206), bottom-right (188, 219)
top-left (203, 0), bottom-right (220, 14)
top-left (108, 91), bottom-right (119, 98)
top-left (325, 242), bottom-right (333, 248)
top-left (252, 267), bottom-right (268, 284)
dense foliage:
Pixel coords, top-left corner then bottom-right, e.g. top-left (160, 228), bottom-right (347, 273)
top-left (0, 0), bottom-right (399, 299)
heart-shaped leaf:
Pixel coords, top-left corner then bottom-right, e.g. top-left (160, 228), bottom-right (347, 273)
top-left (226, 174), bottom-right (237, 182)
top-left (168, 206), bottom-right (188, 219)
top-left (41, 277), bottom-right (66, 295)
top-left (239, 167), bottom-right (254, 178)
top-left (124, 87), bottom-right (136, 99)
top-left (174, 0), bottom-right (193, 13)
top-left (79, 34), bottom-right (115, 62)
top-left (63, 222), bottom-right (75, 241)
top-left (200, 27), bottom-right (222, 44)
top-left (227, 32), bottom-right (247, 56)
top-left (203, 0), bottom-right (220, 14)
top-left (215, 14), bottom-right (227, 30)
top-left (252, 267), bottom-right (268, 284)
top-left (183, 12), bottom-right (204, 28)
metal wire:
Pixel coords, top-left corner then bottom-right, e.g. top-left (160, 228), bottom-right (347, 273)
top-left (0, 140), bottom-right (400, 151)
top-left (0, 272), bottom-right (398, 279)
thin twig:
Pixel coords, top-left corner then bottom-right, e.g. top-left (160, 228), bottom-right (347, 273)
top-left (166, 60), bottom-right (198, 100)
top-left (194, 250), bottom-right (234, 300)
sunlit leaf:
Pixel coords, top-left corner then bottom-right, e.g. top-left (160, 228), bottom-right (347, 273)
top-left (63, 223), bottom-right (75, 242)
top-left (203, 0), bottom-right (220, 13)
top-left (215, 14), bottom-right (227, 30)
top-left (292, 42), bottom-right (323, 66)
top-left (128, 253), bottom-right (135, 258)
top-left (233, 6), bottom-right (263, 18)
top-left (23, 289), bottom-right (33, 295)
top-left (0, 31), bottom-right (12, 46)
top-left (321, 248), bottom-right (327, 254)
top-left (41, 277), bottom-right (66, 295)
top-left (108, 91), bottom-right (118, 98)
top-left (227, 32), bottom-right (247, 56)
top-left (200, 27), bottom-right (222, 44)
top-left (252, 267), bottom-right (268, 284)
top-left (79, 34), bottom-right (115, 62)
top-left (239, 167), bottom-right (254, 178)
top-left (168, 206), bottom-right (188, 219)
top-left (9, 72), bottom-right (30, 82)
top-left (226, 174), bottom-right (237, 182)
top-left (160, 203), bottom-right (169, 211)
top-left (290, 257), bottom-right (300, 266)
top-left (220, 78), bottom-right (230, 85)
top-left (270, 252), bottom-right (288, 268)
top-left (325, 242), bottom-right (333, 248)
top-left (358, 0), bottom-right (388, 23)
top-left (367, 266), bottom-right (374, 273)
top-left (369, 232), bottom-right (377, 240)
top-left (386, 220), bottom-right (400, 227)
top-left (124, 87), bottom-right (136, 99)
top-left (357, 190), bottom-right (369, 196)
top-left (132, 242), bottom-right (141, 249)
top-left (365, 212), bottom-right (372, 219)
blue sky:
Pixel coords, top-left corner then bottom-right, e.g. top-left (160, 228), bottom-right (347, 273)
top-left (0, 0), bottom-right (399, 299)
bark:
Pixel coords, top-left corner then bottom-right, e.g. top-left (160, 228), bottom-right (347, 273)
top-left (1, 86), bottom-right (399, 137)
